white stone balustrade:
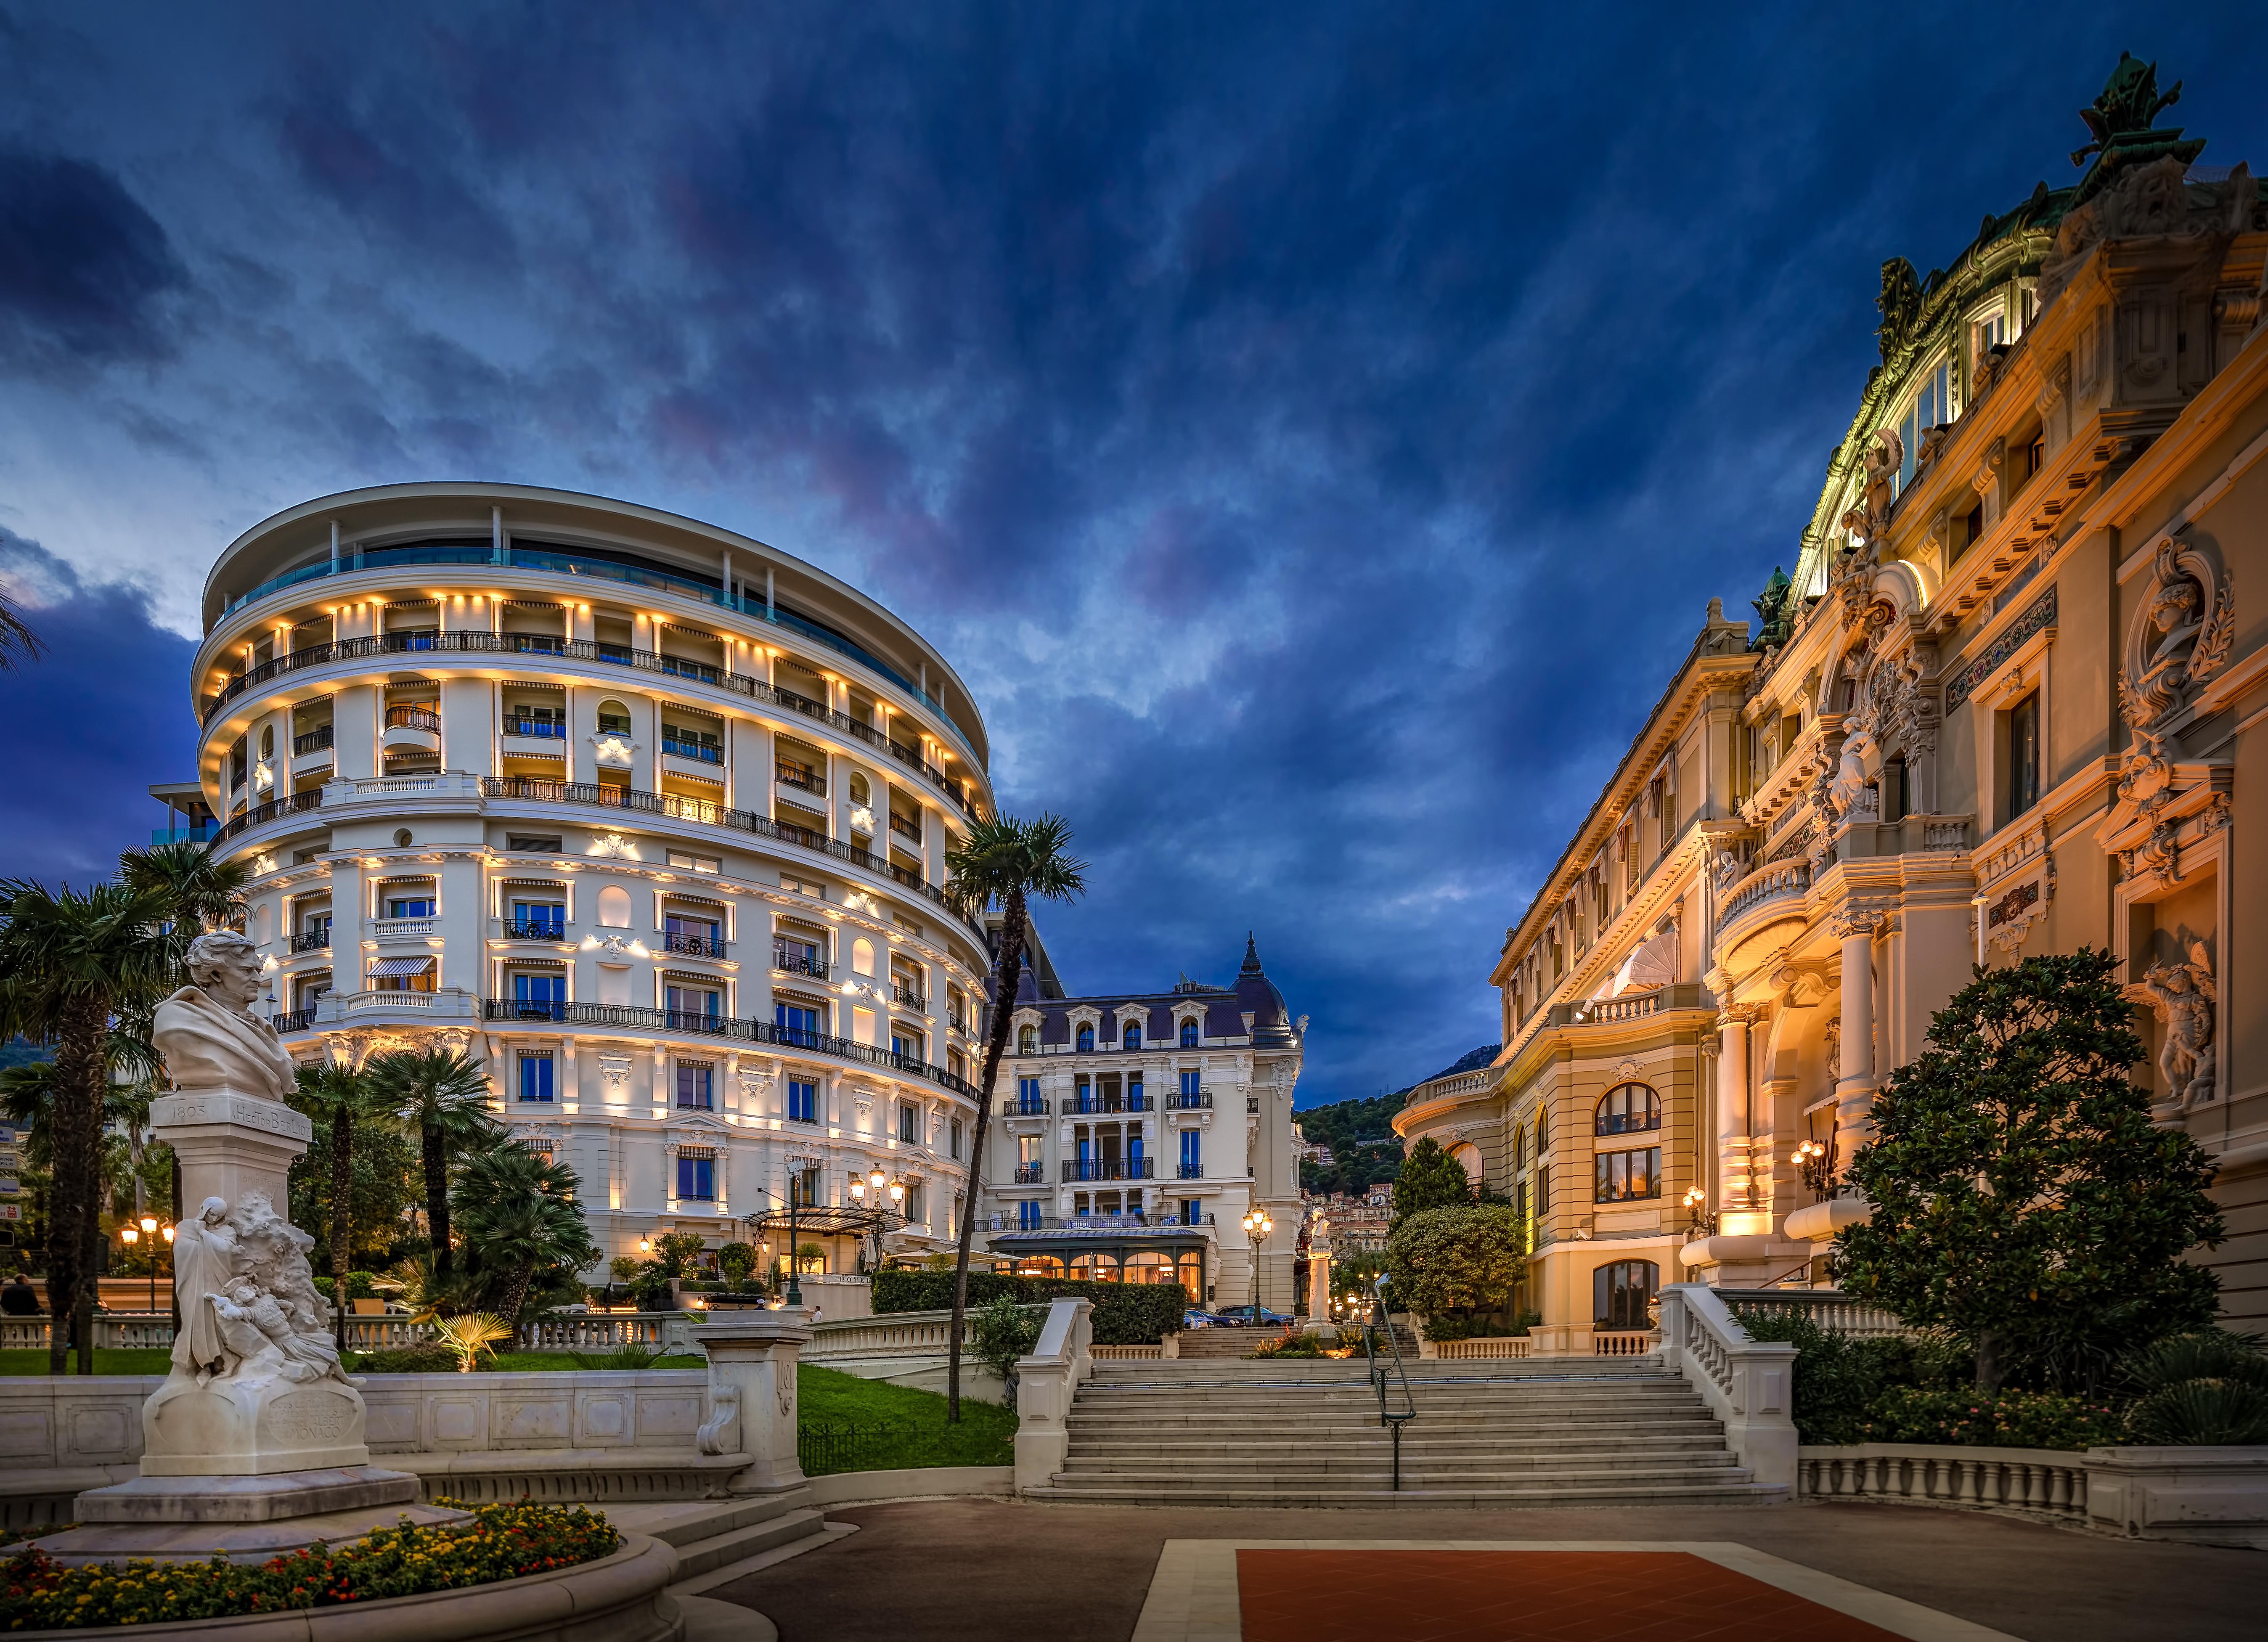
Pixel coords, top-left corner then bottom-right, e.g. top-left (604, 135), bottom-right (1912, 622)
top-left (1011, 1297), bottom-right (1092, 1494)
top-left (1799, 1443), bottom-right (2088, 1518)
top-left (1656, 1282), bottom-right (1798, 1490)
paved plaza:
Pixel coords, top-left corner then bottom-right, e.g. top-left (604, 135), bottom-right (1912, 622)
top-left (708, 1496), bottom-right (2268, 1642)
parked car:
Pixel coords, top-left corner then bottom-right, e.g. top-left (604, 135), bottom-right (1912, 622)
top-left (1182, 1309), bottom-right (1229, 1329)
top-left (1211, 1305), bottom-right (1293, 1327)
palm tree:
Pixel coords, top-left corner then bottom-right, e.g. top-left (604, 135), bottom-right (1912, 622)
top-left (291, 1062), bottom-right (397, 1346)
top-left (941, 813), bottom-right (1086, 1420)
top-left (451, 1146), bottom-right (598, 1329)
top-left (0, 880), bottom-right (174, 1372)
top-left (0, 577), bottom-right (41, 672)
top-left (118, 840), bottom-right (252, 952)
top-left (367, 1048), bottom-right (498, 1277)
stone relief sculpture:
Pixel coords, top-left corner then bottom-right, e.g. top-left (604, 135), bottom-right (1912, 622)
top-left (171, 1191), bottom-right (353, 1390)
top-left (2127, 940), bottom-right (2218, 1110)
top-left (695, 1382), bottom-right (741, 1456)
top-left (1824, 728), bottom-right (1877, 821)
top-left (152, 931), bottom-right (297, 1102)
top-left (2099, 533), bottom-right (2234, 876)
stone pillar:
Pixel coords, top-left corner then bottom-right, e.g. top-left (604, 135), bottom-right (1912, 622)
top-left (1717, 1009), bottom-right (1755, 1222)
top-left (692, 1311), bottom-right (815, 1499)
top-left (1833, 909), bottom-right (1881, 1168)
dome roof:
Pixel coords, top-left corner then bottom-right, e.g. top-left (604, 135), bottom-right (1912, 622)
top-left (1234, 935), bottom-right (1295, 1047)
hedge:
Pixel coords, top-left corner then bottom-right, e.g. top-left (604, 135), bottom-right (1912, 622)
top-left (871, 1271), bottom-right (1188, 1344)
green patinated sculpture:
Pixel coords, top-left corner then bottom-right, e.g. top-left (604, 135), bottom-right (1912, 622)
top-left (2069, 52), bottom-right (2206, 204)
top-left (1750, 567), bottom-right (1794, 653)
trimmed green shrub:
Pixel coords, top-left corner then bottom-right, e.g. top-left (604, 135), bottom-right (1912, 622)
top-left (1862, 1386), bottom-right (2125, 1450)
top-left (351, 1340), bottom-right (457, 1374)
top-left (870, 1271), bottom-right (1188, 1344)
top-left (1732, 1311), bottom-right (1972, 1446)
top-left (1385, 1204), bottom-right (1525, 1327)
top-left (968, 1295), bottom-right (1044, 1390)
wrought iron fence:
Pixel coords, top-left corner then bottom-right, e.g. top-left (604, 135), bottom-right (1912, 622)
top-left (797, 1419), bottom-right (918, 1477)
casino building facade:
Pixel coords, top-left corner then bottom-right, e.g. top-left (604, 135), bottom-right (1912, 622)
top-left (161, 482), bottom-right (998, 1272)
top-left (1398, 58), bottom-right (2268, 1342)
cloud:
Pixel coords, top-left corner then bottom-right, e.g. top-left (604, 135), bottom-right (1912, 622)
top-left (0, 532), bottom-right (199, 884)
top-left (0, 146), bottom-right (185, 376)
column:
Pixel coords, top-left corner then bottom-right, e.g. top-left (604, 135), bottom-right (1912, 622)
top-left (1717, 1009), bottom-right (1754, 1217)
top-left (1833, 908), bottom-right (1880, 1169)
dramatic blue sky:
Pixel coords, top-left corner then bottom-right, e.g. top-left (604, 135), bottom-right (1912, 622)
top-left (1, 5), bottom-right (2262, 1107)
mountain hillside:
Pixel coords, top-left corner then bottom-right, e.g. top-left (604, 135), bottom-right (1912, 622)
top-left (1296, 1042), bottom-right (1500, 1196)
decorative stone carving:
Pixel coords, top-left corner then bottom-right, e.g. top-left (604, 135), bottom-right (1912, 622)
top-left (599, 1053), bottom-right (633, 1090)
top-left (1824, 728), bottom-right (1876, 821)
top-left (1822, 1018), bottom-right (1842, 1082)
top-left (153, 932), bottom-right (298, 1103)
top-left (2040, 154), bottom-right (2253, 307)
top-left (2126, 940), bottom-right (2218, 1110)
top-left (2098, 532), bottom-right (2234, 871)
top-left (695, 1382), bottom-right (740, 1456)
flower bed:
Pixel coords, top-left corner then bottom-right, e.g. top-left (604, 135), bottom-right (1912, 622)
top-left (0, 1502), bottom-right (617, 1631)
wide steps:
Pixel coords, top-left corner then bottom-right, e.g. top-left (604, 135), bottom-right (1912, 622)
top-left (1049, 1361), bottom-right (1780, 1509)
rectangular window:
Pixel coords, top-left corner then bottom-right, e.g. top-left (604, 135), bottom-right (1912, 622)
top-left (386, 896), bottom-right (435, 919)
top-left (511, 971), bottom-right (564, 1017)
top-left (791, 1164), bottom-right (820, 1207)
top-left (517, 1053), bottom-right (554, 1103)
top-left (950, 1119), bottom-right (964, 1160)
top-left (787, 1078), bottom-right (818, 1124)
top-left (1180, 1198), bottom-right (1201, 1226)
top-left (891, 1030), bottom-right (923, 1061)
top-left (898, 1104), bottom-right (918, 1143)
top-left (667, 851), bottom-right (722, 874)
top-left (676, 1063), bottom-right (714, 1110)
top-left (506, 834), bottom-right (564, 852)
top-left (1017, 1199), bottom-right (1043, 1230)
top-left (1593, 1146), bottom-right (1661, 1203)
top-left (2008, 692), bottom-right (2041, 820)
top-left (665, 985), bottom-right (721, 1026)
top-left (664, 913), bottom-right (721, 951)
top-left (1016, 1075), bottom-right (1041, 1114)
top-left (905, 1181), bottom-right (925, 1226)
top-left (1179, 1129), bottom-right (1202, 1179)
top-left (1897, 358), bottom-right (1953, 492)
top-left (675, 1154), bottom-right (715, 1200)
top-left (1018, 1133), bottom-right (1042, 1164)
top-left (776, 1003), bottom-right (822, 1046)
top-left (511, 900), bottom-right (565, 937)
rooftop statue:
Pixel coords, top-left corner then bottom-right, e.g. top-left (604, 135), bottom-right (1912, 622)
top-left (153, 930), bottom-right (297, 1102)
top-left (2073, 52), bottom-right (2184, 166)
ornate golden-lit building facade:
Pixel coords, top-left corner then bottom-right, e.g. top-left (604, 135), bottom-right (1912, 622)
top-left (1399, 57), bottom-right (2268, 1344)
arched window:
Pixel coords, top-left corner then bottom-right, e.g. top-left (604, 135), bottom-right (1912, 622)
top-left (1068, 1252), bottom-right (1119, 1282)
top-left (1595, 1083), bottom-right (1661, 1136)
top-left (1123, 1020), bottom-right (1141, 1051)
top-left (1018, 1025), bottom-right (1036, 1053)
top-left (851, 937), bottom-right (876, 977)
top-left (1593, 1260), bottom-right (1659, 1330)
top-left (1180, 1017), bottom-right (1199, 1048)
top-left (1449, 1142), bottom-right (1484, 1189)
top-left (849, 772), bottom-right (871, 805)
top-left (596, 699), bottom-right (632, 735)
top-left (1121, 1251), bottom-right (1172, 1285)
top-left (1076, 1023), bottom-right (1095, 1053)
top-left (259, 725), bottom-right (274, 758)
top-left (596, 886), bottom-right (633, 928)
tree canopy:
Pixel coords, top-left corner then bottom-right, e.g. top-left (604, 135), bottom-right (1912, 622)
top-left (1391, 1136), bottom-right (1474, 1225)
top-left (1385, 1204), bottom-right (1525, 1322)
top-left (1833, 949), bottom-right (2223, 1390)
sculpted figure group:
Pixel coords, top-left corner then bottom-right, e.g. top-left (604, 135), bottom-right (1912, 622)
top-left (170, 1191), bottom-right (351, 1389)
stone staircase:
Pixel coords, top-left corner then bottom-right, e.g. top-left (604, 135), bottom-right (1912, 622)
top-left (1022, 1357), bottom-right (1788, 1507)
top-left (607, 1490), bottom-right (829, 1578)
top-left (1175, 1322), bottom-right (1419, 1360)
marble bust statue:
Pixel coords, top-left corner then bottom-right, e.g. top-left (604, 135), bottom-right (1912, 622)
top-left (153, 930), bottom-right (297, 1102)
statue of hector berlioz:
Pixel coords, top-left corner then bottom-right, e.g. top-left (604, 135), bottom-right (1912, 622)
top-left (151, 932), bottom-right (350, 1394)
top-left (153, 930), bottom-right (298, 1102)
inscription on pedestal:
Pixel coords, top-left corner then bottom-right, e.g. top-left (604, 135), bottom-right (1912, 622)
top-left (151, 1093), bottom-right (313, 1144)
top-left (263, 1392), bottom-right (356, 1446)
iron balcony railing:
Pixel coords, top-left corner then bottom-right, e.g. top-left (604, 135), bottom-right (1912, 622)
top-left (1176, 1162), bottom-right (1205, 1179)
top-left (477, 776), bottom-right (983, 933)
top-left (888, 812), bottom-right (921, 842)
top-left (985, 1210), bottom-right (1213, 1233)
top-left (775, 761), bottom-right (825, 795)
top-left (662, 929), bottom-right (728, 957)
top-left (501, 918), bottom-right (567, 940)
top-left (270, 1007), bottom-right (320, 1033)
top-left (999, 1096), bottom-right (1050, 1117)
top-left (480, 997), bottom-right (975, 1097)
top-left (1060, 1158), bottom-right (1155, 1182)
top-left (773, 947), bottom-right (829, 980)
top-left (890, 983), bottom-right (927, 1012)
top-left (663, 735), bottom-right (723, 763)
top-left (288, 930), bottom-right (331, 953)
top-left (197, 625), bottom-right (981, 813)
top-left (1164, 1090), bottom-right (1213, 1110)
top-left (291, 726), bottom-right (334, 755)
top-left (948, 1012), bottom-right (971, 1035)
top-left (384, 704), bottom-right (441, 732)
top-left (1065, 1092), bottom-right (1151, 1114)
top-left (215, 789), bottom-right (322, 845)
top-left (503, 718), bottom-right (567, 739)
top-left (1010, 1163), bottom-right (1045, 1184)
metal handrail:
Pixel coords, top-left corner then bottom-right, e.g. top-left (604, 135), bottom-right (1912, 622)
top-left (1362, 1273), bottom-right (1418, 1491)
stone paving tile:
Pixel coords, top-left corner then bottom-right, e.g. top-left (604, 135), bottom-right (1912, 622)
top-left (702, 1496), bottom-right (2268, 1642)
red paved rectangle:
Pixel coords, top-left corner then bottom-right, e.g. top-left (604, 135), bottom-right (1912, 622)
top-left (1235, 1549), bottom-right (1910, 1642)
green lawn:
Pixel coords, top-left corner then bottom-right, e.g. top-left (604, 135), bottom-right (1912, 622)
top-left (0, 1348), bottom-right (172, 1376)
top-left (797, 1363), bottom-right (1016, 1471)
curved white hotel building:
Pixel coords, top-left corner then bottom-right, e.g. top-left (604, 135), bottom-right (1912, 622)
top-left (160, 483), bottom-right (996, 1271)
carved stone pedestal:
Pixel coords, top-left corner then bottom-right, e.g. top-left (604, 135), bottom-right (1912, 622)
top-left (33, 1097), bottom-right (433, 1562)
top-left (692, 1311), bottom-right (814, 1498)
